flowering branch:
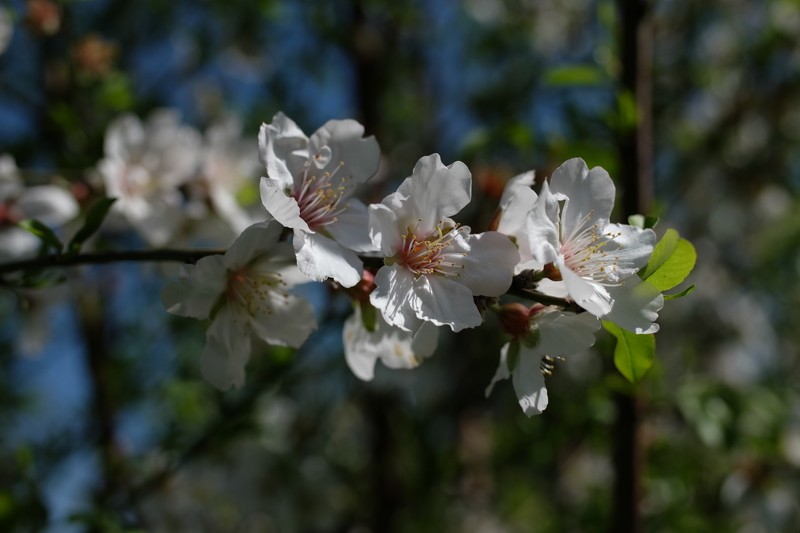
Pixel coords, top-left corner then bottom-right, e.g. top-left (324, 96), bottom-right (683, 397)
top-left (0, 249), bottom-right (225, 276)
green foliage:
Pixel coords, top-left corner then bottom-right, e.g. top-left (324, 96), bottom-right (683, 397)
top-left (18, 219), bottom-right (64, 253)
top-left (639, 228), bottom-right (697, 294)
top-left (545, 65), bottom-right (607, 87)
top-left (68, 197), bottom-right (117, 253)
top-left (603, 321), bottom-right (655, 383)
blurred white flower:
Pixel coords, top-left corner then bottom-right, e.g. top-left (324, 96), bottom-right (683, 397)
top-left (200, 115), bottom-right (263, 235)
top-left (99, 110), bottom-right (201, 246)
top-left (525, 158), bottom-right (662, 334)
top-left (487, 303), bottom-right (600, 416)
top-left (259, 112), bottom-right (380, 288)
top-left (368, 154), bottom-right (519, 333)
top-left (343, 304), bottom-right (438, 381)
top-left (0, 155), bottom-right (78, 262)
top-left (162, 221), bottom-right (316, 390)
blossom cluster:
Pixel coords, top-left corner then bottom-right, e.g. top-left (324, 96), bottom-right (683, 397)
top-left (0, 109), bottom-right (671, 417)
top-left (160, 112), bottom-right (665, 417)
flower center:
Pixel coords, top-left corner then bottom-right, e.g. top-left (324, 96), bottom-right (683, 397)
top-left (226, 267), bottom-right (287, 317)
top-left (294, 160), bottom-right (351, 231)
top-left (558, 208), bottom-right (620, 284)
top-left (398, 222), bottom-right (465, 277)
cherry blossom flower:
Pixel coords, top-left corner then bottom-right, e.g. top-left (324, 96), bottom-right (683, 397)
top-left (525, 158), bottom-right (663, 334)
top-left (259, 112), bottom-right (380, 288)
top-left (486, 303), bottom-right (600, 416)
top-left (368, 154), bottom-right (520, 333)
top-left (0, 155), bottom-right (78, 262)
top-left (162, 221), bottom-right (316, 390)
top-left (98, 110), bottom-right (201, 246)
top-left (495, 170), bottom-right (540, 273)
top-left (343, 304), bottom-right (439, 381)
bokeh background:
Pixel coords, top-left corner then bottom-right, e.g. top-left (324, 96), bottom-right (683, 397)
top-left (1, 0), bottom-right (798, 531)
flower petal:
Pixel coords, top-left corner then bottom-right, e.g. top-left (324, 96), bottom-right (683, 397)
top-left (308, 119), bottom-right (380, 185)
top-left (370, 264), bottom-right (423, 332)
top-left (398, 154), bottom-right (471, 233)
top-left (534, 310), bottom-right (600, 355)
top-left (604, 277), bottom-right (663, 334)
top-left (161, 255), bottom-right (227, 319)
top-left (549, 158), bottom-right (615, 231)
top-left (414, 275), bottom-right (482, 332)
top-left (526, 181), bottom-right (560, 265)
top-left (258, 112), bottom-right (309, 190)
top-left (17, 186), bottom-right (79, 225)
top-left (327, 198), bottom-right (377, 253)
top-left (259, 177), bottom-right (310, 232)
top-left (223, 220), bottom-right (283, 270)
top-left (485, 342), bottom-right (512, 397)
top-left (558, 255), bottom-right (613, 317)
top-left (512, 345), bottom-right (549, 416)
top-left (369, 195), bottom-right (406, 256)
top-left (247, 291), bottom-right (317, 348)
top-left (603, 223), bottom-right (655, 279)
top-left (458, 231), bottom-right (519, 296)
top-left (293, 230), bottom-right (363, 287)
top-left (201, 306), bottom-right (252, 390)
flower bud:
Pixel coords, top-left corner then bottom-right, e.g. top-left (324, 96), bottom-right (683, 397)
top-left (497, 303), bottom-right (532, 338)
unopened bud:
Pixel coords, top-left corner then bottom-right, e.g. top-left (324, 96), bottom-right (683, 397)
top-left (497, 303), bottom-right (532, 338)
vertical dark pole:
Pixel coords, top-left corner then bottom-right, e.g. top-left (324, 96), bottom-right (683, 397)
top-left (613, 1), bottom-right (652, 533)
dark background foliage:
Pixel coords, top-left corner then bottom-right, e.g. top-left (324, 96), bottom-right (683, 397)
top-left (1, 0), bottom-right (798, 531)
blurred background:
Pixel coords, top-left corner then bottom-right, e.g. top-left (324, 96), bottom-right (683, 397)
top-left (1, 0), bottom-right (798, 531)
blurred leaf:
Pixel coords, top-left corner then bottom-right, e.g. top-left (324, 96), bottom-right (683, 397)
top-left (639, 229), bottom-right (697, 291)
top-left (18, 219), bottom-right (63, 253)
top-left (545, 65), bottom-right (607, 86)
top-left (617, 90), bottom-right (638, 131)
top-left (628, 214), bottom-right (659, 229)
top-left (603, 321), bottom-right (655, 383)
top-left (664, 284), bottom-right (696, 300)
top-left (68, 197), bottom-right (116, 253)
top-left (360, 300), bottom-right (377, 333)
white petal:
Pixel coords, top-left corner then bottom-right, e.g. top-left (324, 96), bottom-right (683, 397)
top-left (342, 309), bottom-right (380, 381)
top-left (128, 193), bottom-right (185, 246)
top-left (309, 119), bottom-right (380, 185)
top-left (497, 171), bottom-right (537, 264)
top-left (558, 255), bottom-right (613, 317)
top-left (485, 342), bottom-right (512, 397)
top-left (458, 231), bottom-right (519, 296)
top-left (223, 220), bottom-right (282, 270)
top-left (499, 170), bottom-right (536, 209)
top-left (526, 181), bottom-right (560, 265)
top-left (161, 255), bottom-right (227, 319)
top-left (534, 310), bottom-right (601, 355)
top-left (327, 198), bottom-right (376, 253)
top-left (604, 223), bottom-right (655, 278)
top-left (604, 277), bottom-right (664, 334)
top-left (410, 321), bottom-right (439, 360)
top-left (414, 275), bottom-right (482, 332)
top-left (398, 154), bottom-right (471, 233)
top-left (0, 228), bottom-right (40, 262)
top-left (17, 186), bottom-right (78, 225)
top-left (202, 307), bottom-right (252, 390)
top-left (550, 158), bottom-right (615, 233)
top-left (247, 291), bottom-right (317, 348)
top-left (258, 113), bottom-right (309, 189)
top-left (512, 345), bottom-right (549, 416)
top-left (293, 230), bottom-right (363, 287)
top-left (370, 265), bottom-right (423, 332)
top-left (259, 177), bottom-right (310, 232)
top-left (369, 196), bottom-right (405, 256)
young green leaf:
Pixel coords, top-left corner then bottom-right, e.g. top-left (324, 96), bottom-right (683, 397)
top-left (664, 284), bottom-right (696, 300)
top-left (638, 228), bottom-right (697, 292)
top-left (18, 219), bottom-right (63, 253)
top-left (68, 197), bottom-right (117, 253)
top-left (545, 65), bottom-right (607, 86)
top-left (603, 321), bottom-right (655, 383)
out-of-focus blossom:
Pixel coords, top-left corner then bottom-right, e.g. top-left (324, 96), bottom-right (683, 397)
top-left (98, 110), bottom-right (201, 246)
top-left (72, 34), bottom-right (116, 77)
top-left (368, 154), bottom-right (519, 333)
top-left (201, 115), bottom-right (263, 235)
top-left (25, 0), bottom-right (60, 36)
top-left (487, 303), bottom-right (600, 416)
top-left (524, 158), bottom-right (662, 334)
top-left (0, 155), bottom-right (78, 262)
top-left (343, 304), bottom-right (439, 381)
top-left (162, 221), bottom-right (316, 390)
top-left (259, 112), bottom-right (380, 288)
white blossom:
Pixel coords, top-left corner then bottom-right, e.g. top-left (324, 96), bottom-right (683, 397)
top-left (486, 305), bottom-right (600, 416)
top-left (0, 155), bottom-right (78, 262)
top-left (259, 112), bottom-right (380, 288)
top-left (162, 221), bottom-right (316, 390)
top-left (343, 304), bottom-right (438, 381)
top-left (368, 154), bottom-right (520, 333)
top-left (99, 110), bottom-right (201, 246)
top-left (525, 158), bottom-right (663, 334)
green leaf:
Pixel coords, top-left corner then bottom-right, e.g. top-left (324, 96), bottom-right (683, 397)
top-left (359, 300), bottom-right (377, 333)
top-left (628, 214), bottom-right (659, 229)
top-left (664, 284), bottom-right (696, 300)
top-left (603, 321), bottom-right (655, 383)
top-left (18, 219), bottom-right (63, 253)
top-left (638, 228), bottom-right (697, 292)
top-left (545, 65), bottom-right (607, 86)
top-left (68, 197), bottom-right (116, 253)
